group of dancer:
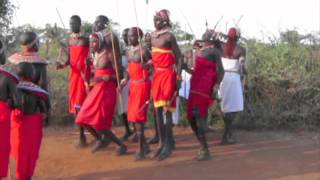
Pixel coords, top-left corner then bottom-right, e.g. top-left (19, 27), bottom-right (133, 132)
top-left (0, 9), bottom-right (245, 180)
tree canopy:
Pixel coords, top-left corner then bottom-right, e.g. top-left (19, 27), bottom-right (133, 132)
top-left (0, 0), bottom-right (15, 32)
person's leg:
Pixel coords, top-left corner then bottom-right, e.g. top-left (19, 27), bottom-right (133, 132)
top-left (103, 130), bottom-right (127, 155)
top-left (205, 116), bottom-right (216, 133)
top-left (158, 110), bottom-right (174, 161)
top-left (83, 125), bottom-right (100, 140)
top-left (148, 108), bottom-right (159, 144)
top-left (152, 107), bottom-right (165, 158)
top-left (75, 107), bottom-right (87, 148)
top-left (191, 108), bottom-right (211, 160)
top-left (196, 118), bottom-right (211, 160)
top-left (87, 125), bottom-right (111, 153)
top-left (121, 113), bottom-right (133, 141)
top-left (221, 112), bottom-right (237, 145)
top-left (134, 123), bottom-right (150, 160)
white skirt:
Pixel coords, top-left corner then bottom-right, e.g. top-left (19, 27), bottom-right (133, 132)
top-left (178, 70), bottom-right (191, 99)
top-left (117, 80), bottom-right (129, 114)
top-left (172, 70), bottom-right (192, 125)
top-left (172, 97), bottom-right (180, 125)
top-left (219, 72), bottom-right (244, 113)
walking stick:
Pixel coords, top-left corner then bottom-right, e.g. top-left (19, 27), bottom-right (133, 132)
top-left (108, 24), bottom-right (124, 112)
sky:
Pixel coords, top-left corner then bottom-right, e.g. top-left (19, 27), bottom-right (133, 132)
top-left (12, 0), bottom-right (320, 40)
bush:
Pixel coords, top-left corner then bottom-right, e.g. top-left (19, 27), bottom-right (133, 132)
top-left (237, 40), bottom-right (320, 129)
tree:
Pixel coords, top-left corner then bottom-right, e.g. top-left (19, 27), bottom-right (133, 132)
top-left (0, 0), bottom-right (15, 32)
top-left (171, 22), bottom-right (194, 44)
top-left (2, 24), bottom-right (36, 53)
top-left (81, 21), bottom-right (93, 34)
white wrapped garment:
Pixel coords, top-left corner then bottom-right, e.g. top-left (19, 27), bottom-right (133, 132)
top-left (172, 70), bottom-right (192, 125)
top-left (219, 57), bottom-right (244, 113)
top-left (172, 97), bottom-right (180, 125)
top-left (178, 70), bottom-right (192, 99)
top-left (117, 55), bottom-right (129, 114)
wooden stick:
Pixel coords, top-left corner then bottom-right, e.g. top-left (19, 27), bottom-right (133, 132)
top-left (108, 24), bottom-right (124, 112)
top-left (133, 0), bottom-right (146, 80)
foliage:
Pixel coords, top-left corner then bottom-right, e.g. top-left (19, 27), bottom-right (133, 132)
top-left (81, 21), bottom-right (93, 35)
top-left (171, 22), bottom-right (194, 43)
top-left (235, 36), bottom-right (320, 129)
top-left (0, 0), bottom-right (15, 32)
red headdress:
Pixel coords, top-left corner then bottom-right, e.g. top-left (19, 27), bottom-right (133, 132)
top-left (224, 27), bottom-right (240, 58)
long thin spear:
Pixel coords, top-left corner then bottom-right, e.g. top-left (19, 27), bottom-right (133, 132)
top-left (178, 8), bottom-right (195, 37)
top-left (108, 24), bottom-right (124, 111)
top-left (55, 8), bottom-right (66, 30)
top-left (235, 15), bottom-right (244, 27)
top-left (213, 16), bottom-right (224, 31)
top-left (133, 0), bottom-right (144, 64)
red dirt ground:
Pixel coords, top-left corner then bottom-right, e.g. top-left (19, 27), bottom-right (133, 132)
top-left (5, 126), bottom-right (320, 180)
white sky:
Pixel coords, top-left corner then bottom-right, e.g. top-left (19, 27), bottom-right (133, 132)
top-left (12, 0), bottom-right (319, 39)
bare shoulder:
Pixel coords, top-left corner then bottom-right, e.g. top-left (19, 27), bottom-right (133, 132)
top-left (236, 45), bottom-right (246, 56)
top-left (201, 47), bottom-right (221, 61)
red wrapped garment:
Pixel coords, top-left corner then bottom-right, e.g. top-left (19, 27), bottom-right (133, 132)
top-left (69, 45), bottom-right (90, 113)
top-left (0, 67), bottom-right (18, 178)
top-left (0, 100), bottom-right (11, 178)
top-left (187, 56), bottom-right (218, 120)
top-left (76, 68), bottom-right (117, 131)
top-left (11, 110), bottom-right (43, 180)
top-left (151, 47), bottom-right (177, 112)
top-left (127, 62), bottom-right (151, 123)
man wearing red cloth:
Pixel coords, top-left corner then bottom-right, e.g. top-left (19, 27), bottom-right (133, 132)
top-left (57, 15), bottom-right (91, 147)
top-left (76, 15), bottom-right (127, 155)
top-left (11, 62), bottom-right (50, 180)
top-left (151, 9), bottom-right (182, 160)
top-left (120, 27), bottom-right (152, 160)
top-left (0, 40), bottom-right (20, 180)
top-left (187, 30), bottom-right (224, 160)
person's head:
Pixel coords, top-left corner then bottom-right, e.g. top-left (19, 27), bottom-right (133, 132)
top-left (69, 15), bottom-right (81, 33)
top-left (94, 15), bottom-right (109, 32)
top-left (89, 32), bottom-right (104, 52)
top-left (223, 27), bottom-right (240, 57)
top-left (144, 32), bottom-right (152, 49)
top-left (153, 9), bottom-right (171, 30)
top-left (16, 62), bottom-right (35, 81)
top-left (201, 29), bottom-right (223, 52)
top-left (227, 27), bottom-right (240, 42)
top-left (19, 31), bottom-right (39, 52)
top-left (201, 29), bottom-right (218, 45)
top-left (0, 40), bottom-right (5, 65)
top-left (122, 28), bottom-right (129, 46)
top-left (128, 27), bottom-right (143, 46)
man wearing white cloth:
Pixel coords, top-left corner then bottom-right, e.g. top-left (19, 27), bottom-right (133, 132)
top-left (219, 27), bottom-right (246, 145)
top-left (172, 49), bottom-right (194, 125)
top-left (118, 28), bottom-right (133, 141)
top-left (172, 69), bottom-right (192, 125)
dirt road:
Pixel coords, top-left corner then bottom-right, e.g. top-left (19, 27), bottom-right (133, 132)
top-left (6, 126), bottom-right (320, 180)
